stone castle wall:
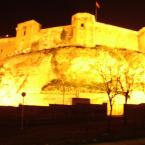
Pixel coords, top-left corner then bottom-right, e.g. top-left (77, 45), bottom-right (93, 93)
top-left (38, 25), bottom-right (73, 51)
top-left (0, 13), bottom-right (144, 63)
top-left (0, 37), bottom-right (16, 63)
top-left (138, 27), bottom-right (145, 53)
top-left (94, 22), bottom-right (138, 50)
top-left (71, 13), bottom-right (138, 50)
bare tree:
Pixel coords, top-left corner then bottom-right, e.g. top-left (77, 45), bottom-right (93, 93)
top-left (118, 51), bottom-right (145, 104)
top-left (50, 79), bottom-right (67, 104)
top-left (99, 67), bottom-right (120, 116)
top-left (43, 78), bottom-right (82, 105)
top-left (94, 49), bottom-right (127, 116)
top-left (117, 70), bottom-right (133, 104)
top-left (117, 67), bottom-right (145, 104)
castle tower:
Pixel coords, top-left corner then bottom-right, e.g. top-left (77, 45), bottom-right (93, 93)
top-left (138, 27), bottom-right (145, 53)
top-left (16, 20), bottom-right (41, 53)
top-left (71, 13), bottom-right (96, 47)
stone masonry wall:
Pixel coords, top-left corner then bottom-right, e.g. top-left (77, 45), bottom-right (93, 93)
top-left (0, 37), bottom-right (16, 64)
top-left (138, 27), bottom-right (145, 53)
top-left (0, 13), bottom-right (144, 63)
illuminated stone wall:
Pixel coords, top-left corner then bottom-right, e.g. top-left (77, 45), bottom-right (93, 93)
top-left (0, 38), bottom-right (16, 64)
top-left (0, 12), bottom-right (143, 62)
top-left (38, 25), bottom-right (73, 50)
top-left (71, 13), bottom-right (138, 50)
top-left (138, 27), bottom-right (145, 53)
top-left (94, 22), bottom-right (138, 50)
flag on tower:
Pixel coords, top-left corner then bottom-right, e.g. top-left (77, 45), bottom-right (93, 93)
top-left (96, 1), bottom-right (100, 9)
top-left (95, 1), bottom-right (100, 21)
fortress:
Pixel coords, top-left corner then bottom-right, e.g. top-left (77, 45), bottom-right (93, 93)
top-left (0, 13), bottom-right (145, 115)
top-left (0, 13), bottom-right (145, 63)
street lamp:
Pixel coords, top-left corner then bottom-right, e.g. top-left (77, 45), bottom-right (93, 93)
top-left (21, 92), bottom-right (26, 130)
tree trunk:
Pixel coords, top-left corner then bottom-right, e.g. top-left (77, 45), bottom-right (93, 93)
top-left (62, 85), bottom-right (65, 104)
top-left (108, 100), bottom-right (112, 133)
top-left (125, 95), bottom-right (128, 104)
top-left (110, 104), bottom-right (113, 117)
top-left (108, 98), bottom-right (112, 117)
top-left (125, 91), bottom-right (129, 104)
top-left (124, 94), bottom-right (129, 124)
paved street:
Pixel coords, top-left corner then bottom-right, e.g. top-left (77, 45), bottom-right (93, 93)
top-left (89, 138), bottom-right (145, 145)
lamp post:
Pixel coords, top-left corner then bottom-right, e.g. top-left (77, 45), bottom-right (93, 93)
top-left (21, 92), bottom-right (26, 130)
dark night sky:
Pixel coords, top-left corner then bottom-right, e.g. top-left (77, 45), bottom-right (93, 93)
top-left (0, 0), bottom-right (145, 36)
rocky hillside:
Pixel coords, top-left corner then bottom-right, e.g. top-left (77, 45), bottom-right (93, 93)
top-left (0, 46), bottom-right (145, 106)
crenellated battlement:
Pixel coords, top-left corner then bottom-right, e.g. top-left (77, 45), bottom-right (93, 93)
top-left (0, 13), bottom-right (144, 63)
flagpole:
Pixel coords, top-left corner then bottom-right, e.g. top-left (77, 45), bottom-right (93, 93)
top-left (95, 5), bottom-right (97, 21)
top-left (95, 1), bottom-right (100, 21)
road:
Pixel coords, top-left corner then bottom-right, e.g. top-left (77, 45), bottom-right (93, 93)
top-left (89, 138), bottom-right (145, 145)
